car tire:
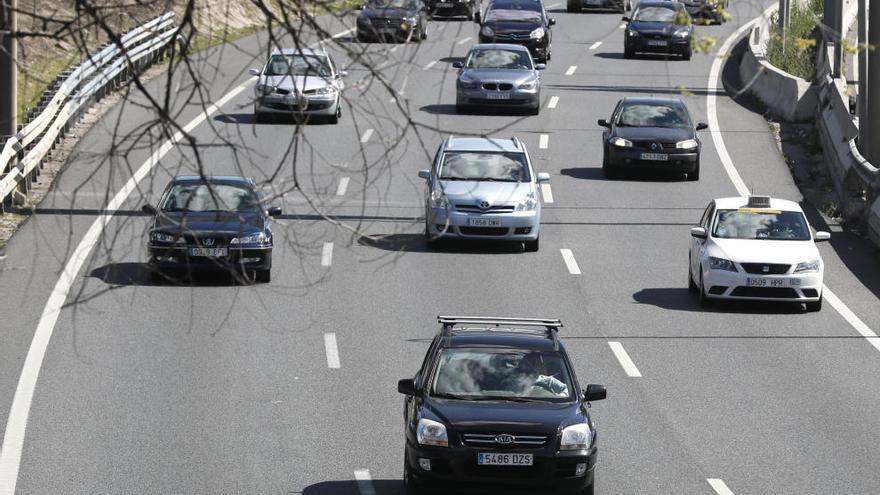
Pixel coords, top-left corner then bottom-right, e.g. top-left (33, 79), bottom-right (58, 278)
top-left (403, 453), bottom-right (421, 495)
top-left (683, 48), bottom-right (692, 61)
top-left (624, 45), bottom-right (634, 59)
top-left (602, 155), bottom-right (617, 179)
top-left (698, 272), bottom-right (712, 308)
top-left (688, 259), bottom-right (698, 292)
top-left (255, 269), bottom-right (271, 284)
top-left (688, 161), bottom-right (700, 181)
top-left (357, 32), bottom-right (370, 43)
top-left (582, 476), bottom-right (595, 495)
top-left (455, 104), bottom-right (468, 114)
top-left (328, 105), bottom-right (341, 124)
top-left (421, 24), bottom-right (428, 40)
top-left (254, 107), bottom-right (265, 124)
top-left (524, 237), bottom-right (540, 252)
top-left (528, 104), bottom-right (540, 116)
top-left (806, 295), bottom-right (823, 312)
top-left (567, 0), bottom-right (582, 12)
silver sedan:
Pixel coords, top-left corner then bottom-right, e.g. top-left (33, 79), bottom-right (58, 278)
top-left (454, 43), bottom-right (544, 115)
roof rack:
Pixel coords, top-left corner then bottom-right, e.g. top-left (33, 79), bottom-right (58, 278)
top-left (437, 316), bottom-right (562, 348)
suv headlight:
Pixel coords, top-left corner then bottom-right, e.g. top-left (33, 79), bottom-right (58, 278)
top-left (515, 191), bottom-right (538, 211)
top-left (627, 29), bottom-right (639, 37)
top-left (708, 256), bottom-right (737, 272)
top-left (481, 25), bottom-right (495, 37)
top-left (230, 232), bottom-right (269, 245)
top-left (610, 137), bottom-right (632, 148)
top-left (529, 27), bottom-right (545, 40)
top-left (560, 423), bottom-right (592, 450)
top-left (417, 418), bottom-right (448, 447)
top-left (430, 190), bottom-right (450, 208)
top-left (676, 139), bottom-right (698, 149)
top-left (673, 28), bottom-right (690, 38)
top-left (794, 260), bottom-right (820, 273)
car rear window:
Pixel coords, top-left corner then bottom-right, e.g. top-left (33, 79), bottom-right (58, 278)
top-left (712, 209), bottom-right (811, 240)
top-left (439, 151), bottom-right (531, 182)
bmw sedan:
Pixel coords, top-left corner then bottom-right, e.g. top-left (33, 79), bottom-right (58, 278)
top-left (250, 48), bottom-right (346, 123)
top-left (143, 176), bottom-right (282, 283)
top-left (356, 0), bottom-right (429, 42)
top-left (418, 136), bottom-right (549, 251)
top-left (477, 0), bottom-right (555, 63)
top-left (623, 1), bottom-right (693, 59)
top-left (599, 96), bottom-right (707, 180)
top-left (454, 43), bottom-right (544, 115)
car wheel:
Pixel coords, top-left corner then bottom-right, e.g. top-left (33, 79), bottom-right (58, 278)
top-left (524, 237), bottom-right (539, 252)
top-left (582, 476), bottom-right (595, 495)
top-left (328, 105), bottom-right (341, 124)
top-left (357, 32), bottom-right (369, 43)
top-left (602, 155), bottom-right (617, 179)
top-left (455, 104), bottom-right (468, 114)
top-left (255, 269), bottom-right (271, 284)
top-left (806, 295), bottom-right (823, 312)
top-left (688, 259), bottom-right (698, 292)
top-left (528, 104), bottom-right (540, 116)
top-left (682, 47), bottom-right (692, 61)
top-left (624, 45), bottom-right (634, 59)
top-left (698, 272), bottom-right (712, 308)
top-left (403, 453), bottom-right (421, 495)
top-left (421, 23), bottom-right (428, 40)
top-left (254, 107), bottom-right (265, 124)
top-left (688, 161), bottom-right (700, 181)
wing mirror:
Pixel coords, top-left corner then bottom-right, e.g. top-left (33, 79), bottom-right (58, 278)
top-left (690, 226), bottom-right (708, 239)
top-left (267, 206), bottom-right (282, 217)
top-left (548, 18), bottom-right (556, 26)
top-left (696, 122), bottom-right (709, 131)
top-left (452, 61), bottom-right (464, 69)
top-left (141, 204), bottom-right (158, 215)
top-left (418, 169), bottom-right (431, 180)
top-left (474, 12), bottom-right (481, 23)
top-left (584, 384), bottom-right (606, 402)
top-left (814, 231), bottom-right (831, 242)
top-left (398, 378), bottom-right (419, 395)
top-left (597, 118), bottom-right (610, 128)
top-left (248, 68), bottom-right (261, 76)
top-left (536, 172), bottom-right (550, 183)
top-left (621, 15), bottom-right (630, 22)
top-left (535, 63), bottom-right (546, 70)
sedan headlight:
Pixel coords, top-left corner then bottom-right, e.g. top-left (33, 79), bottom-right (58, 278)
top-left (529, 27), bottom-right (545, 40)
top-left (518, 79), bottom-right (538, 90)
top-left (458, 74), bottom-right (479, 88)
top-left (255, 83), bottom-right (274, 94)
top-left (308, 85), bottom-right (338, 95)
top-left (627, 29), bottom-right (639, 37)
top-left (794, 260), bottom-right (820, 273)
top-left (676, 139), bottom-right (699, 149)
top-left (481, 25), bottom-right (495, 37)
top-left (673, 29), bottom-right (690, 38)
top-left (430, 190), bottom-right (450, 208)
top-left (708, 256), bottom-right (737, 272)
top-left (610, 137), bottom-right (632, 148)
top-left (150, 232), bottom-right (179, 243)
top-left (560, 423), bottom-right (592, 450)
top-left (515, 191), bottom-right (538, 211)
top-left (417, 418), bottom-right (448, 447)
top-left (230, 232), bottom-right (269, 245)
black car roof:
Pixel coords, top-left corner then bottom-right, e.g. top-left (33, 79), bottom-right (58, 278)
top-left (171, 175), bottom-right (256, 186)
top-left (444, 332), bottom-right (561, 351)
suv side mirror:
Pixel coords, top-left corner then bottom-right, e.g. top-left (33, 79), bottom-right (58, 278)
top-left (452, 61), bottom-right (463, 69)
top-left (690, 226), bottom-right (707, 239)
top-left (248, 68), bottom-right (261, 76)
top-left (474, 12), bottom-right (481, 23)
top-left (398, 378), bottom-right (419, 395)
top-left (621, 16), bottom-right (630, 22)
top-left (267, 206), bottom-right (282, 217)
top-left (696, 122), bottom-right (709, 131)
top-left (814, 231), bottom-right (831, 242)
top-left (535, 63), bottom-right (546, 70)
top-left (418, 169), bottom-right (431, 180)
top-left (584, 384), bottom-right (606, 402)
top-left (548, 17), bottom-right (556, 26)
top-left (597, 118), bottom-right (610, 128)
top-left (142, 204), bottom-right (157, 215)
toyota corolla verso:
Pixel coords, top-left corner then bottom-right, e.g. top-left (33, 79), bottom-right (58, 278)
top-left (399, 316), bottom-right (606, 495)
top-left (418, 136), bottom-right (549, 251)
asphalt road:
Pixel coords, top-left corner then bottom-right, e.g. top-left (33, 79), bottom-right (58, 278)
top-left (1, 2), bottom-right (880, 494)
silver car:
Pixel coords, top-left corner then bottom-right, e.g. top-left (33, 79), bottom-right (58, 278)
top-left (249, 47), bottom-right (347, 124)
top-left (418, 136), bottom-right (549, 251)
top-left (453, 43), bottom-right (544, 115)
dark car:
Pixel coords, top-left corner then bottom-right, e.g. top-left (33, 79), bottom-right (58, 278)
top-left (425, 0), bottom-right (481, 19)
top-left (398, 316), bottom-right (606, 495)
top-left (599, 97), bottom-right (708, 180)
top-left (453, 43), bottom-right (544, 115)
top-left (622, 1), bottom-right (693, 59)
top-left (477, 0), bottom-right (555, 63)
top-left (356, 0), bottom-right (428, 43)
top-left (566, 0), bottom-right (631, 14)
top-left (143, 176), bottom-right (282, 283)
top-left (683, 0), bottom-right (727, 24)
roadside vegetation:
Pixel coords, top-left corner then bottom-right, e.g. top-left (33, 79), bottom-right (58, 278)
top-left (766, 0), bottom-right (823, 81)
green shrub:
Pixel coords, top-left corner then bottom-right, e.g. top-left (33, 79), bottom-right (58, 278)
top-left (765, 0), bottom-right (823, 80)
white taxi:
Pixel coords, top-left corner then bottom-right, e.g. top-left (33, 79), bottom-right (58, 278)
top-left (688, 196), bottom-right (830, 311)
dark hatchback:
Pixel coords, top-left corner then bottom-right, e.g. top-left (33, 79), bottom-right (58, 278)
top-left (623, 1), bottom-right (693, 59)
top-left (399, 316), bottom-right (606, 495)
top-left (356, 0), bottom-right (429, 42)
top-left (426, 0), bottom-right (481, 19)
top-left (599, 97), bottom-right (707, 180)
top-left (143, 176), bottom-right (282, 283)
top-left (477, 0), bottom-right (555, 63)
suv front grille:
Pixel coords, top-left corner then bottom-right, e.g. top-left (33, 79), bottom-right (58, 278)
top-left (462, 433), bottom-right (548, 448)
top-left (740, 263), bottom-right (791, 274)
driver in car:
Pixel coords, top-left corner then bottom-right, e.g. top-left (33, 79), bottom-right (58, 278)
top-left (505, 353), bottom-right (569, 397)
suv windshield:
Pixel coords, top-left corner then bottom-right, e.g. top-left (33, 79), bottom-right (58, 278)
top-left (162, 183), bottom-right (261, 213)
top-left (632, 6), bottom-right (679, 22)
top-left (712, 209), bottom-right (811, 240)
top-left (466, 49), bottom-right (532, 69)
top-left (264, 54), bottom-right (331, 77)
top-left (616, 103), bottom-right (690, 128)
top-left (432, 349), bottom-right (574, 401)
top-left (439, 151), bottom-right (530, 182)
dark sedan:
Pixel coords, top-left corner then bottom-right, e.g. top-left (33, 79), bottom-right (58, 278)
top-left (599, 97), bottom-right (707, 180)
top-left (623, 1), bottom-right (693, 60)
top-left (477, 0), bottom-right (555, 63)
top-left (425, 0), bottom-right (480, 19)
top-left (356, 0), bottom-right (428, 43)
top-left (684, 0), bottom-right (727, 24)
top-left (143, 176), bottom-right (282, 283)
top-left (566, 0), bottom-right (631, 13)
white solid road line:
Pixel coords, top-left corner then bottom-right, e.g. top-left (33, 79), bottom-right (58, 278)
top-left (354, 469), bottom-right (376, 495)
top-left (589, 41), bottom-right (602, 50)
top-left (336, 177), bottom-right (350, 196)
top-left (708, 7), bottom-right (880, 353)
top-left (324, 333), bottom-right (341, 369)
top-left (423, 60), bottom-right (437, 71)
top-left (707, 479), bottom-right (735, 495)
top-left (560, 249), bottom-right (581, 274)
top-left (321, 242), bottom-right (334, 267)
top-left (0, 77), bottom-right (259, 495)
top-left (539, 134), bottom-right (549, 149)
top-left (541, 183), bottom-right (554, 203)
top-left (564, 65), bottom-right (577, 75)
top-left (548, 96), bottom-right (559, 109)
top-left (360, 128), bottom-right (374, 143)
top-left (608, 341), bottom-right (642, 377)
top-left (456, 36), bottom-right (472, 45)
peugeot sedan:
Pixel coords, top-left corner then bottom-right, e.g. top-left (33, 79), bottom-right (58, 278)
top-left (477, 0), bottom-right (555, 63)
top-left (454, 44), bottom-right (544, 115)
top-left (623, 1), bottom-right (693, 59)
top-left (418, 136), bottom-right (549, 251)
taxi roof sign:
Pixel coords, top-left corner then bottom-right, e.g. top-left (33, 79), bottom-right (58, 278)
top-left (747, 195), bottom-right (772, 208)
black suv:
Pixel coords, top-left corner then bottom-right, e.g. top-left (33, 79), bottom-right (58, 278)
top-left (426, 0), bottom-right (481, 19)
top-left (398, 316), bottom-right (606, 494)
top-left (477, 0), bottom-right (556, 63)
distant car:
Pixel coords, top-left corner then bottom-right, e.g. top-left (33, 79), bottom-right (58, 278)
top-left (567, 0), bottom-right (631, 14)
top-left (356, 0), bottom-right (429, 42)
top-left (418, 136), bottom-right (549, 251)
top-left (688, 195), bottom-right (830, 311)
top-left (425, 0), bottom-right (481, 19)
top-left (143, 176), bottom-right (282, 283)
top-left (453, 43), bottom-right (544, 115)
top-left (599, 96), bottom-right (706, 180)
top-left (683, 0), bottom-right (727, 24)
top-left (622, 1), bottom-right (693, 60)
top-left (399, 316), bottom-right (606, 495)
top-left (477, 0), bottom-right (555, 63)
top-left (250, 48), bottom-right (346, 124)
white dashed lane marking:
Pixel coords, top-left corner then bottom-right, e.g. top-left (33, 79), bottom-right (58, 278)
top-left (360, 128), bottom-right (374, 143)
top-left (541, 183), bottom-right (554, 203)
top-left (548, 96), bottom-right (559, 109)
top-left (321, 242), bottom-right (334, 267)
top-left (707, 479), bottom-right (735, 495)
top-left (324, 333), bottom-right (341, 369)
top-left (336, 177), bottom-right (350, 196)
top-left (423, 60), bottom-right (437, 71)
top-left (564, 65), bottom-right (577, 76)
top-left (560, 249), bottom-right (581, 275)
top-left (539, 134), bottom-right (549, 149)
top-left (456, 36), bottom-right (472, 45)
top-left (589, 41), bottom-right (602, 50)
top-left (608, 341), bottom-right (642, 377)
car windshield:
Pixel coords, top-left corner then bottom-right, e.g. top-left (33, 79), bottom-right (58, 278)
top-left (712, 209), bottom-right (811, 240)
top-left (161, 183), bottom-right (261, 213)
top-left (489, 0), bottom-right (542, 12)
top-left (366, 0), bottom-right (417, 8)
top-left (616, 103), bottom-right (691, 128)
top-left (466, 49), bottom-right (532, 69)
top-left (432, 348), bottom-right (574, 401)
top-left (439, 151), bottom-right (530, 182)
top-left (264, 54), bottom-right (331, 77)
top-left (632, 6), bottom-right (678, 22)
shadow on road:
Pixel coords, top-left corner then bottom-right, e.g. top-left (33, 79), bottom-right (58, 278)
top-left (560, 166), bottom-right (690, 182)
top-left (359, 233), bottom-right (527, 254)
top-left (419, 104), bottom-right (533, 117)
top-left (633, 287), bottom-right (812, 314)
top-left (213, 113), bottom-right (333, 126)
top-left (302, 480), bottom-right (403, 495)
top-left (89, 262), bottom-right (251, 287)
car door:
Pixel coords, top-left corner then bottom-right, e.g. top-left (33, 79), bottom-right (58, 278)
top-left (690, 201), bottom-right (714, 276)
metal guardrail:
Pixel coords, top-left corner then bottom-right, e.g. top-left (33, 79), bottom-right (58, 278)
top-left (0, 12), bottom-right (178, 209)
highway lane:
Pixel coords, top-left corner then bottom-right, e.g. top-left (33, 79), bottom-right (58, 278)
top-left (1, 2), bottom-right (880, 494)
